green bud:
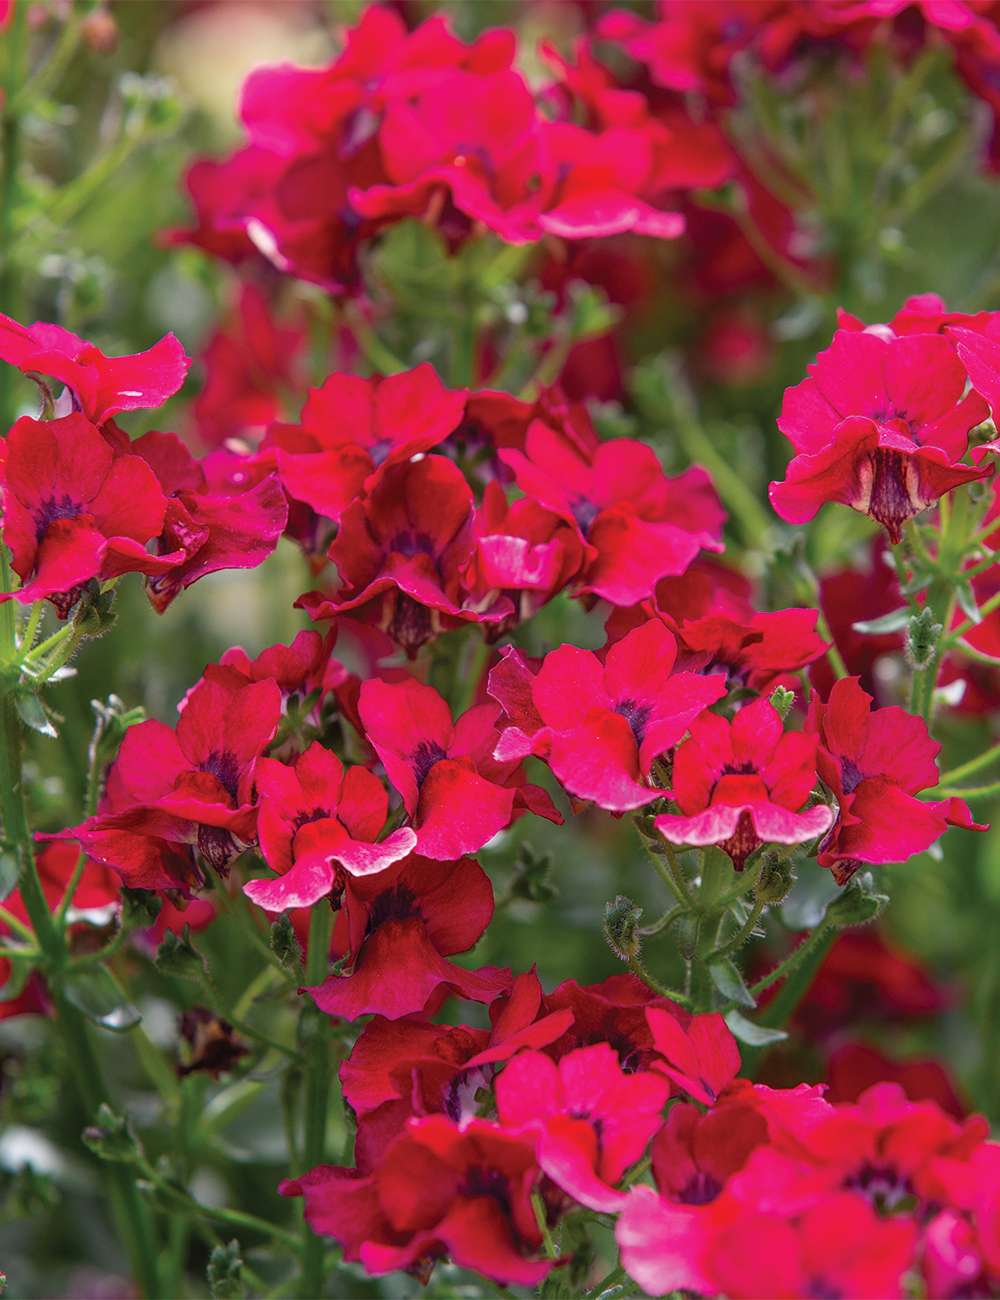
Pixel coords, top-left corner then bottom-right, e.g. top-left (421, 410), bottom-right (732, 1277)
top-left (755, 853), bottom-right (796, 905)
top-left (824, 872), bottom-right (888, 927)
top-left (82, 1103), bottom-right (143, 1164)
top-left (270, 912), bottom-right (303, 971)
top-left (154, 924), bottom-right (206, 980)
top-left (604, 895), bottom-right (643, 961)
top-left (907, 607), bottom-right (943, 670)
top-left (769, 686), bottom-right (795, 721)
top-left (207, 1240), bottom-right (243, 1300)
top-left (508, 842), bottom-right (557, 904)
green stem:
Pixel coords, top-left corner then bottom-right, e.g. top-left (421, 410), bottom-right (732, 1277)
top-left (938, 741), bottom-right (1000, 787)
top-left (638, 835), bottom-right (693, 911)
top-left (814, 607), bottom-right (850, 681)
top-left (452, 310), bottom-right (476, 388)
top-left (0, 902), bottom-right (34, 942)
top-left (341, 301), bottom-right (407, 375)
top-left (671, 411), bottom-right (774, 550)
top-left (627, 954), bottom-right (692, 1009)
top-left (888, 540), bottom-right (922, 612)
top-left (140, 1162), bottom-right (300, 1252)
top-left (948, 586), bottom-right (1000, 645)
top-left (300, 903), bottom-right (333, 1299)
top-left (531, 1191), bottom-right (558, 1261)
top-left (587, 1265), bottom-right (626, 1297)
top-left (712, 897), bottom-right (766, 960)
top-left (54, 850), bottom-right (87, 926)
top-left (923, 780), bottom-right (1000, 800)
top-left (16, 601), bottom-right (42, 662)
top-left (748, 923), bottom-right (834, 1002)
top-left (638, 904), bottom-right (684, 937)
top-left (740, 926), bottom-right (836, 1077)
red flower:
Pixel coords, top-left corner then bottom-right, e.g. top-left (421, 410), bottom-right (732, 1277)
top-left (242, 743), bottom-right (417, 911)
top-left (651, 1099), bottom-right (768, 1205)
top-left (307, 853), bottom-right (511, 1020)
top-left (495, 1044), bottom-right (670, 1212)
top-left (769, 329), bottom-right (992, 542)
top-left (654, 697), bottom-right (833, 870)
top-left (805, 676), bottom-right (986, 884)
top-left (280, 1116), bottom-right (552, 1287)
top-left (811, 536), bottom-right (903, 703)
top-left (265, 363), bottom-right (467, 524)
top-left (499, 418), bottom-right (725, 605)
top-left (358, 676), bottom-right (557, 860)
top-left (490, 619), bottom-right (727, 811)
top-left (826, 1043), bottom-right (966, 1119)
top-left (541, 972), bottom-right (692, 1072)
top-left (132, 431), bottom-right (288, 614)
top-left (298, 455), bottom-right (478, 657)
top-left (646, 1008), bottom-right (741, 1107)
top-left (0, 313), bottom-right (188, 425)
top-left (63, 677), bottom-right (281, 884)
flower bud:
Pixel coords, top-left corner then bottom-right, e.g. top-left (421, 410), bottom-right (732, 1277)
top-left (604, 894), bottom-right (643, 961)
top-left (907, 607), bottom-right (942, 669)
top-left (80, 8), bottom-right (118, 54)
top-left (755, 852), bottom-right (796, 904)
top-left (769, 686), bottom-right (795, 721)
top-left (824, 871), bottom-right (888, 927)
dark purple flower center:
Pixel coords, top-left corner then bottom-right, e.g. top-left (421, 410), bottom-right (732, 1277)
top-left (412, 740), bottom-right (448, 787)
top-left (200, 750), bottom-right (242, 802)
top-left (35, 492), bottom-right (84, 541)
top-left (615, 699), bottom-right (652, 747)
top-left (840, 757), bottom-right (864, 794)
top-left (570, 498), bottom-right (600, 535)
top-left (843, 1161), bottom-right (914, 1214)
top-left (367, 883), bottom-right (419, 932)
top-left (391, 529), bottom-right (436, 558)
top-left (678, 1171), bottom-right (723, 1205)
top-left (197, 825), bottom-right (238, 876)
top-left (460, 1164), bottom-right (512, 1214)
top-left (293, 805), bottom-right (333, 833)
top-left (806, 1280), bottom-right (843, 1300)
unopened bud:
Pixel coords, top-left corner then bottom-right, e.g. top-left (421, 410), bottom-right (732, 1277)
top-left (80, 8), bottom-right (118, 54)
top-left (755, 852), bottom-right (796, 904)
top-left (824, 872), bottom-right (888, 927)
top-left (769, 686), bottom-right (795, 721)
top-left (154, 924), bottom-right (206, 980)
top-left (604, 895), bottom-right (643, 961)
top-left (907, 608), bottom-right (942, 669)
top-left (82, 1104), bottom-right (142, 1164)
top-left (207, 1239), bottom-right (243, 1300)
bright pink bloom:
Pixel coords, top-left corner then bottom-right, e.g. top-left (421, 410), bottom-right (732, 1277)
top-left (490, 619), bottom-right (727, 811)
top-left (769, 329), bottom-right (992, 542)
top-left (499, 418), bottom-right (724, 605)
top-left (651, 1099), bottom-right (768, 1205)
top-left (193, 284), bottom-right (305, 447)
top-left (298, 455), bottom-right (479, 657)
top-left (805, 677), bottom-right (986, 884)
top-left (358, 676), bottom-right (557, 860)
top-left (280, 1115), bottom-right (551, 1287)
top-left (837, 292), bottom-right (994, 339)
top-left (62, 677), bottom-right (281, 883)
top-left (495, 1044), bottom-right (669, 1212)
top-left (307, 853), bottom-right (511, 1020)
top-left (0, 313), bottom-right (188, 425)
top-left (243, 743), bottom-right (417, 911)
top-left (646, 1008), bottom-right (741, 1106)
top-left (654, 697), bottom-right (833, 869)
top-left (265, 363), bottom-right (466, 523)
top-left (132, 430), bottom-right (288, 613)
top-left (0, 414), bottom-right (181, 616)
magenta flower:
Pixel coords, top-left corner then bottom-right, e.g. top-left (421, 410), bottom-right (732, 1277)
top-left (650, 1099), bottom-right (768, 1205)
top-left (499, 418), bottom-right (725, 605)
top-left (769, 329), bottom-right (992, 542)
top-left (805, 677), bottom-right (986, 884)
top-left (646, 1008), bottom-right (742, 1107)
top-left (298, 455), bottom-right (479, 657)
top-left (307, 853), bottom-right (511, 1020)
top-left (653, 697), bottom-right (833, 869)
top-left (243, 743), bottom-right (417, 911)
top-left (495, 1044), bottom-right (669, 1212)
top-left (0, 312), bottom-right (189, 425)
top-left (64, 677), bottom-right (281, 882)
top-left (491, 619), bottom-right (727, 812)
top-left (0, 414), bottom-right (181, 616)
top-left (280, 1116), bottom-right (551, 1288)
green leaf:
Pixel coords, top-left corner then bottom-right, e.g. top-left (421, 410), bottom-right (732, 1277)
top-left (154, 924), bottom-right (206, 980)
top-left (824, 872), bottom-right (888, 927)
top-left (61, 965), bottom-right (140, 1032)
top-left (15, 693), bottom-right (57, 738)
top-left (724, 1009), bottom-right (789, 1047)
top-left (0, 850), bottom-right (19, 902)
top-left (851, 608), bottom-right (912, 635)
top-left (708, 955), bottom-right (756, 1007)
top-left (955, 581), bottom-right (982, 626)
top-left (779, 861), bottom-right (842, 930)
top-left (269, 913), bottom-right (302, 971)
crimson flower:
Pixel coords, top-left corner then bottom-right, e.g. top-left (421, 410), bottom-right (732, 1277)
top-left (243, 743), bottom-right (417, 911)
top-left (654, 697), bottom-right (833, 870)
top-left (490, 619), bottom-right (727, 812)
top-left (650, 1099), bottom-right (768, 1205)
top-left (499, 418), bottom-right (724, 605)
top-left (769, 328), bottom-right (992, 542)
top-left (307, 853), bottom-right (511, 1020)
top-left (358, 676), bottom-right (557, 860)
top-left (805, 677), bottom-right (985, 884)
top-left (826, 1043), bottom-right (966, 1119)
top-left (298, 455), bottom-right (479, 657)
top-left (62, 677), bottom-right (281, 883)
top-left (0, 414), bottom-right (182, 616)
top-left (280, 1116), bottom-right (552, 1287)
top-left (495, 1044), bottom-right (669, 1212)
top-left (0, 312), bottom-right (188, 425)
top-left (646, 1008), bottom-right (741, 1107)
top-left (541, 973), bottom-right (692, 1072)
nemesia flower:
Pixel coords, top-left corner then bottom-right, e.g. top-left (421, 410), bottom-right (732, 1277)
top-left (132, 430), bottom-right (288, 614)
top-left (242, 743), bottom-right (417, 911)
top-left (307, 853), bottom-right (511, 1020)
top-left (358, 676), bottom-right (558, 860)
top-left (61, 677), bottom-right (281, 882)
top-left (298, 455), bottom-right (479, 657)
top-left (654, 697), bottom-right (833, 869)
top-left (769, 328), bottom-right (992, 542)
top-left (541, 972), bottom-right (691, 1071)
top-left (495, 1044), bottom-right (670, 1212)
top-left (826, 1042), bottom-right (966, 1118)
top-left (805, 676), bottom-right (986, 884)
top-left (0, 312), bottom-right (189, 425)
top-left (490, 619), bottom-right (728, 811)
top-left (0, 414), bottom-right (182, 617)
top-left (498, 417), bottom-right (725, 605)
top-left (264, 363), bottom-right (467, 522)
top-left (650, 1099), bottom-right (768, 1205)
top-left (811, 536), bottom-right (903, 702)
top-left (280, 1115), bottom-right (552, 1287)
top-left (646, 1008), bottom-right (742, 1106)
top-left (837, 291), bottom-right (993, 338)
